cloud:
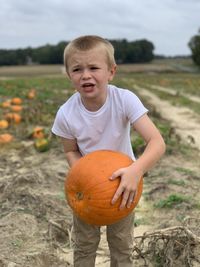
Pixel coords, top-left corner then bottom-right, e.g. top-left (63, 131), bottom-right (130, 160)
top-left (0, 0), bottom-right (199, 55)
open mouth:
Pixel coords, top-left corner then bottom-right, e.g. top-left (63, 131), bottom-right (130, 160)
top-left (82, 83), bottom-right (95, 92)
top-left (82, 83), bottom-right (95, 87)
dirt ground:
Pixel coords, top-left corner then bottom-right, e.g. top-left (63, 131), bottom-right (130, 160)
top-left (0, 89), bottom-right (200, 267)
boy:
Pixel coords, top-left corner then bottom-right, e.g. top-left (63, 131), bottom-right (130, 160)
top-left (52, 35), bottom-right (166, 267)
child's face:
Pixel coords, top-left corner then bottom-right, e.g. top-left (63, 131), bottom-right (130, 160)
top-left (67, 46), bottom-right (116, 102)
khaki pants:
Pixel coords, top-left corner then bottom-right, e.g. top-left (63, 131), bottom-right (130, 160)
top-left (72, 212), bottom-right (135, 267)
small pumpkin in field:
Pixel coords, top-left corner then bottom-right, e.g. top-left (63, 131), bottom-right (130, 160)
top-left (11, 97), bottom-right (22, 105)
top-left (4, 113), bottom-right (22, 124)
top-left (10, 105), bottom-right (23, 112)
top-left (32, 126), bottom-right (45, 139)
top-left (65, 150), bottom-right (143, 226)
top-left (0, 133), bottom-right (13, 144)
top-left (0, 119), bottom-right (9, 129)
top-left (27, 89), bottom-right (36, 99)
top-left (1, 100), bottom-right (11, 108)
top-left (34, 138), bottom-right (50, 152)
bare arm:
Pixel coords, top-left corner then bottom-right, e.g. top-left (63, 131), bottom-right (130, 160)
top-left (130, 113), bottom-right (166, 175)
top-left (61, 137), bottom-right (82, 167)
top-left (111, 114), bottom-right (166, 209)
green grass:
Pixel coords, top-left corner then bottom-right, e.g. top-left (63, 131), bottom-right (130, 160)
top-left (134, 217), bottom-right (148, 226)
top-left (56, 191), bottom-right (66, 201)
top-left (128, 72), bottom-right (200, 97)
top-left (0, 76), bottom-right (72, 124)
top-left (131, 113), bottom-right (186, 157)
top-left (11, 239), bottom-right (23, 248)
top-left (154, 194), bottom-right (190, 208)
top-left (175, 167), bottom-right (195, 176)
top-left (167, 179), bottom-right (186, 186)
top-left (1, 64), bottom-right (200, 158)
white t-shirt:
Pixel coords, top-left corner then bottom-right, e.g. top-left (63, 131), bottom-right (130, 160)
top-left (51, 84), bottom-right (148, 160)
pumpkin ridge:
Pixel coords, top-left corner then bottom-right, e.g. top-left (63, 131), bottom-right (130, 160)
top-left (67, 175), bottom-right (118, 196)
top-left (83, 179), bottom-right (119, 195)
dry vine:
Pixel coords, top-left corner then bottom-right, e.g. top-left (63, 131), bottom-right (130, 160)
top-left (132, 218), bottom-right (200, 267)
top-left (47, 218), bottom-right (200, 266)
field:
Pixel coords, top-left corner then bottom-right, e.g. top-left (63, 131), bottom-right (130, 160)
top-left (0, 59), bottom-right (200, 267)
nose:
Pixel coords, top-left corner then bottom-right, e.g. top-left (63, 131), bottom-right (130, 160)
top-left (82, 69), bottom-right (91, 79)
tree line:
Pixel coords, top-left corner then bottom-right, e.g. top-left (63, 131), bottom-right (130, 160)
top-left (188, 29), bottom-right (200, 66)
top-left (0, 39), bottom-right (154, 66)
top-left (1, 32), bottom-right (200, 67)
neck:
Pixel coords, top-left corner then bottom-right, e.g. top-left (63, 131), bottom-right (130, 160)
top-left (81, 92), bottom-right (107, 112)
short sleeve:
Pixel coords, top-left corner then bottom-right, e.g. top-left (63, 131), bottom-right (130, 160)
top-left (124, 90), bottom-right (148, 124)
top-left (51, 107), bottom-right (74, 139)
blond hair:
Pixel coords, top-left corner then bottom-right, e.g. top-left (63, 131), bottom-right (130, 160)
top-left (64, 35), bottom-right (116, 72)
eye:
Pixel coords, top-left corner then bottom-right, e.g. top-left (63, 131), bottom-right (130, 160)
top-left (72, 68), bottom-right (80, 72)
top-left (90, 66), bottom-right (99, 70)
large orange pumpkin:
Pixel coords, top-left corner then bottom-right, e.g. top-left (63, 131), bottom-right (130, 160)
top-left (65, 150), bottom-right (143, 226)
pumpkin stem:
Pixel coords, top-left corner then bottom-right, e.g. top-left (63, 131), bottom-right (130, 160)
top-left (76, 192), bottom-right (84, 200)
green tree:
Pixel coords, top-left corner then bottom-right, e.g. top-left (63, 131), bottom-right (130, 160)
top-left (111, 39), bottom-right (154, 64)
top-left (0, 39), bottom-right (154, 66)
top-left (188, 29), bottom-right (200, 66)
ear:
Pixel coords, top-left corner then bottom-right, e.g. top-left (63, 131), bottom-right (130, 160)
top-left (108, 64), bottom-right (117, 81)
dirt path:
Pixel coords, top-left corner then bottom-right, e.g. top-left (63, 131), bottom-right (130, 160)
top-left (134, 84), bottom-right (200, 150)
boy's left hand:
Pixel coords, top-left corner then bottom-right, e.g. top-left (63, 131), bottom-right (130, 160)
top-left (110, 166), bottom-right (141, 210)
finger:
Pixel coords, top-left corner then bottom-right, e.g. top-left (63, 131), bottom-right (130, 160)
top-left (119, 190), bottom-right (130, 210)
top-left (127, 191), bottom-right (136, 208)
top-left (109, 169), bottom-right (123, 180)
top-left (111, 186), bottom-right (125, 205)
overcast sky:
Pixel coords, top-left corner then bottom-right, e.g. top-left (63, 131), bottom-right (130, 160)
top-left (0, 0), bottom-right (199, 56)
